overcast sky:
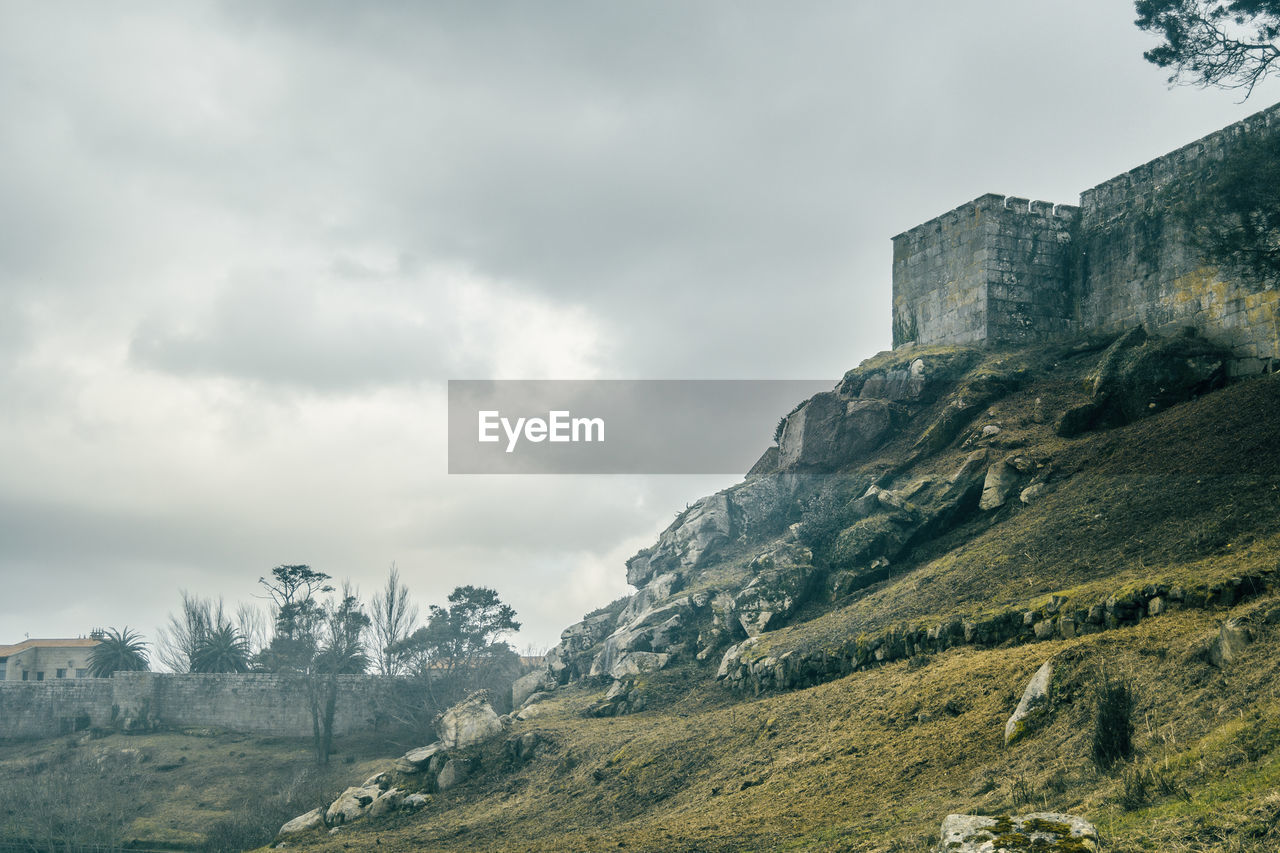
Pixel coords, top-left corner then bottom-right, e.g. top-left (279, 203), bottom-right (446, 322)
top-left (1, 1), bottom-right (1276, 654)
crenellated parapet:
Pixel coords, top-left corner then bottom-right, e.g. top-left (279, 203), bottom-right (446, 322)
top-left (892, 194), bottom-right (1079, 348)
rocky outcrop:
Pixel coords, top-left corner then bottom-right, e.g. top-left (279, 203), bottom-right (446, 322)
top-left (626, 495), bottom-right (733, 586)
top-left (778, 394), bottom-right (903, 470)
top-left (584, 677), bottom-right (647, 718)
top-left (524, 338), bottom-right (1254, 712)
top-left (936, 813), bottom-right (1098, 852)
top-left (511, 669), bottom-right (548, 709)
top-left (838, 348), bottom-right (980, 403)
top-left (732, 545), bottom-right (819, 637)
top-left (1058, 329), bottom-right (1228, 436)
top-left (915, 365), bottom-right (1026, 453)
top-left (590, 596), bottom-right (695, 677)
top-left (395, 742), bottom-right (445, 774)
top-left (436, 758), bottom-right (469, 792)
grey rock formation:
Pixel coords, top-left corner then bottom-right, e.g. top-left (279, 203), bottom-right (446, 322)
top-left (511, 670), bottom-right (550, 709)
top-left (778, 394), bottom-right (900, 470)
top-left (368, 787), bottom-right (403, 818)
top-left (1209, 618), bottom-right (1252, 667)
top-left (436, 758), bottom-right (468, 792)
top-left (437, 693), bottom-right (504, 750)
top-left (278, 807), bottom-right (324, 837)
top-left (395, 742), bottom-right (444, 774)
top-left (608, 651), bottom-right (670, 679)
top-left (1005, 660), bottom-right (1053, 746)
top-left (403, 793), bottom-right (430, 809)
top-left (325, 785), bottom-right (380, 826)
top-left (626, 494), bottom-right (732, 586)
top-left (979, 460), bottom-right (1019, 511)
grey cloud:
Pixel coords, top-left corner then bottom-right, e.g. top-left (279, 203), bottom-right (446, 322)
top-left (128, 272), bottom-right (452, 390)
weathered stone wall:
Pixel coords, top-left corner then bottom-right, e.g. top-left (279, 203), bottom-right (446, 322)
top-left (1076, 102), bottom-right (1280, 374)
top-left (0, 679), bottom-right (115, 739)
top-left (891, 194), bottom-right (1078, 347)
top-left (0, 673), bottom-right (386, 740)
top-left (895, 100), bottom-right (1280, 371)
top-left (892, 195), bottom-right (994, 347)
top-left (983, 197), bottom-right (1079, 344)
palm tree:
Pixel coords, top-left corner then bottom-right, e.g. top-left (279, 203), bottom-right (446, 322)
top-left (87, 627), bottom-right (149, 677)
top-left (189, 623), bottom-right (251, 673)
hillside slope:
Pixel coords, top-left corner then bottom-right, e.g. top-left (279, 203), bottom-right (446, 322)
top-left (275, 331), bottom-right (1280, 852)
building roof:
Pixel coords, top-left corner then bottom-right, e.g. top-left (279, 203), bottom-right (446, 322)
top-left (0, 638), bottom-right (100, 657)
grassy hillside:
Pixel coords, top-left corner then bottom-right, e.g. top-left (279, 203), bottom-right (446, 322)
top-left (268, 353), bottom-right (1280, 852)
top-left (286, 603), bottom-right (1280, 852)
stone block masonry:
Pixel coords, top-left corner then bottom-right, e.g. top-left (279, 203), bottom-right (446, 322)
top-left (0, 672), bottom-right (384, 740)
top-left (893, 100), bottom-right (1280, 373)
top-left (1076, 102), bottom-right (1280, 372)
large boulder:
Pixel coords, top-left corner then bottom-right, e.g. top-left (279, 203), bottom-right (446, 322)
top-left (436, 758), bottom-right (469, 792)
top-left (436, 694), bottom-right (504, 750)
top-left (511, 669), bottom-right (549, 709)
top-left (278, 807), bottom-right (324, 837)
top-left (1005, 660), bottom-right (1054, 746)
top-left (979, 460), bottom-right (1019, 511)
top-left (936, 813), bottom-right (1098, 852)
top-left (325, 785), bottom-right (380, 826)
top-left (395, 742), bottom-right (444, 774)
top-left (367, 787), bottom-right (404, 818)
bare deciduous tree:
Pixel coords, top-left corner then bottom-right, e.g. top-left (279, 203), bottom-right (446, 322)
top-left (369, 563), bottom-right (419, 675)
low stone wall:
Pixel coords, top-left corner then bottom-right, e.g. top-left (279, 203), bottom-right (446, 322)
top-left (719, 570), bottom-right (1276, 695)
top-left (0, 672), bottom-right (386, 740)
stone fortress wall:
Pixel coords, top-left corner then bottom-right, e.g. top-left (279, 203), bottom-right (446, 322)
top-left (0, 672), bottom-right (382, 740)
top-left (894, 101), bottom-right (1280, 373)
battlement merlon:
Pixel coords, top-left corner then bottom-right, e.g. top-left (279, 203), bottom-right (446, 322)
top-left (891, 193), bottom-right (1078, 244)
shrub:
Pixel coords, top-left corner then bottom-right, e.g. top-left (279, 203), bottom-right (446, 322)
top-left (1092, 672), bottom-right (1136, 770)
